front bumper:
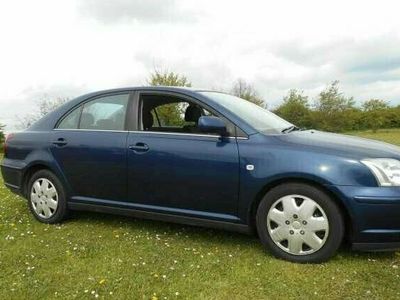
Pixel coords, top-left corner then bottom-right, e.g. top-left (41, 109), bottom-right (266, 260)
top-left (330, 185), bottom-right (400, 251)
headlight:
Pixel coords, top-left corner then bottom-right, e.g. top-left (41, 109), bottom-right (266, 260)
top-left (361, 158), bottom-right (400, 186)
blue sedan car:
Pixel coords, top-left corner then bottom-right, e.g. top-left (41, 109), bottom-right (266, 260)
top-left (2, 87), bottom-right (400, 263)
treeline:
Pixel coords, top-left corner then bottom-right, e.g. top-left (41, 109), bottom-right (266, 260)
top-left (147, 71), bottom-right (399, 132)
top-left (274, 81), bottom-right (400, 132)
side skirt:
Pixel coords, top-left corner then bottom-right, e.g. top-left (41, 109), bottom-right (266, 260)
top-left (68, 202), bottom-right (252, 235)
top-left (352, 242), bottom-right (400, 252)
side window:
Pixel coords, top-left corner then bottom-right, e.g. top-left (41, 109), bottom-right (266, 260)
top-left (58, 106), bottom-right (81, 129)
top-left (80, 94), bottom-right (129, 130)
top-left (57, 94), bottom-right (130, 131)
top-left (153, 102), bottom-right (190, 127)
top-left (140, 95), bottom-right (234, 136)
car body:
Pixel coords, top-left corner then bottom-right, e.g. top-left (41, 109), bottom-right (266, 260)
top-left (2, 86), bottom-right (400, 262)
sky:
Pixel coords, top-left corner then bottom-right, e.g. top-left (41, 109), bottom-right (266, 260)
top-left (1, 0), bottom-right (400, 131)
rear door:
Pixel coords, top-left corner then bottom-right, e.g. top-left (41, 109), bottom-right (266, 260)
top-left (127, 91), bottom-right (240, 220)
top-left (51, 92), bottom-right (131, 201)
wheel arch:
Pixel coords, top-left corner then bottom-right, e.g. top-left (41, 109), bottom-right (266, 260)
top-left (248, 177), bottom-right (354, 242)
top-left (21, 162), bottom-right (62, 198)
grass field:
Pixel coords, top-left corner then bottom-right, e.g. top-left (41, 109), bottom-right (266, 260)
top-left (1, 129), bottom-right (400, 299)
top-left (349, 128), bottom-right (400, 146)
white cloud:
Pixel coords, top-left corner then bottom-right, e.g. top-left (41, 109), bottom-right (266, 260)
top-left (1, 0), bottom-right (400, 130)
top-left (78, 0), bottom-right (198, 24)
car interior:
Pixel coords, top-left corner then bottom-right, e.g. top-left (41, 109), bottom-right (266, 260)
top-left (140, 95), bottom-right (214, 134)
top-left (78, 96), bottom-right (128, 131)
top-left (80, 110), bottom-right (126, 131)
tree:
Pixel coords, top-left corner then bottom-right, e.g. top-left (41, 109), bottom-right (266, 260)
top-left (147, 69), bottom-right (192, 126)
top-left (313, 81), bottom-right (357, 132)
top-left (362, 99), bottom-right (389, 111)
top-left (17, 96), bottom-right (69, 129)
top-left (362, 99), bottom-right (390, 132)
top-left (275, 89), bottom-right (311, 128)
top-left (148, 69), bottom-right (192, 87)
top-left (315, 81), bottom-right (355, 113)
top-left (231, 79), bottom-right (265, 107)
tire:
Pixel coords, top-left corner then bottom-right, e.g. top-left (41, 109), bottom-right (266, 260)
top-left (27, 169), bottom-right (68, 224)
top-left (256, 183), bottom-right (344, 263)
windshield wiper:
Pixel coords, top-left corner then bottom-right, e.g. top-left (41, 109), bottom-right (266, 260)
top-left (281, 125), bottom-right (301, 134)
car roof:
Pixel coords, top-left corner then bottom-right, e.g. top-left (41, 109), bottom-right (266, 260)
top-left (80, 86), bottom-right (215, 98)
top-left (65, 86), bottom-right (218, 107)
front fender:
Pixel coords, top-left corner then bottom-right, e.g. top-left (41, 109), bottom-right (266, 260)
top-left (236, 134), bottom-right (376, 223)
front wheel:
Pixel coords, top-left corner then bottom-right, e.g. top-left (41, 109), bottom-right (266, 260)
top-left (256, 183), bottom-right (344, 263)
top-left (27, 169), bottom-right (68, 224)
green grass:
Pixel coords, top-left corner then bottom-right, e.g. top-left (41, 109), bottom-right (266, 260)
top-left (349, 128), bottom-right (400, 146)
top-left (1, 130), bottom-right (400, 299)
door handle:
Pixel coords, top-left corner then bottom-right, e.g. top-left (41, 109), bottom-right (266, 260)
top-left (52, 138), bottom-right (68, 147)
top-left (129, 143), bottom-right (149, 153)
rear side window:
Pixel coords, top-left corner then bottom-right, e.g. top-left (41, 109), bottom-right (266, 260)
top-left (80, 94), bottom-right (129, 130)
top-left (58, 106), bottom-right (81, 129)
top-left (57, 94), bottom-right (130, 131)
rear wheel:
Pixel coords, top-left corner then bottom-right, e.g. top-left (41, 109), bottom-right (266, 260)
top-left (28, 170), bottom-right (68, 223)
top-left (256, 183), bottom-right (344, 263)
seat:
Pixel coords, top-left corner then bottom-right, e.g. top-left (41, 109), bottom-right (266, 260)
top-left (80, 112), bottom-right (95, 129)
top-left (142, 110), bottom-right (154, 131)
top-left (96, 119), bottom-right (115, 130)
top-left (184, 105), bottom-right (202, 133)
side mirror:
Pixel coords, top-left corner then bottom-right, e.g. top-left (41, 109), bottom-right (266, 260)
top-left (198, 116), bottom-right (227, 136)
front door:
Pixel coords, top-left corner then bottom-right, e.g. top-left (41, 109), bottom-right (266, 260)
top-left (127, 92), bottom-right (240, 220)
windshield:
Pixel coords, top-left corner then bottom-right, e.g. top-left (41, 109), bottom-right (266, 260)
top-left (200, 92), bottom-right (293, 134)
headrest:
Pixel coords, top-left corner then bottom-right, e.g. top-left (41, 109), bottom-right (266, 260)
top-left (184, 105), bottom-right (202, 123)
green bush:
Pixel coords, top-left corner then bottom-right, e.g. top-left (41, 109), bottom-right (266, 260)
top-left (275, 82), bottom-right (400, 132)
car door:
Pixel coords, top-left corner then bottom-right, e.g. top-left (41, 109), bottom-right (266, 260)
top-left (127, 91), bottom-right (240, 220)
top-left (51, 92), bottom-right (131, 201)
